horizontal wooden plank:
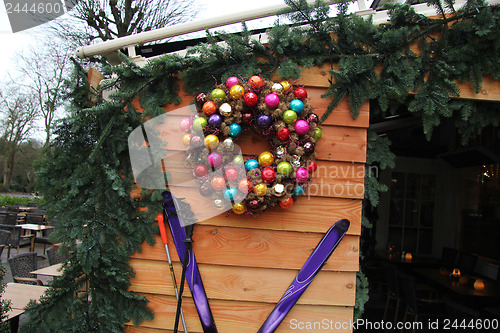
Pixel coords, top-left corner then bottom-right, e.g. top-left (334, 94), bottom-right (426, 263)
top-left (128, 295), bottom-right (353, 333)
top-left (131, 226), bottom-right (359, 272)
top-left (129, 260), bottom-right (356, 306)
top-left (304, 88), bottom-right (369, 128)
top-left (196, 196), bottom-right (362, 235)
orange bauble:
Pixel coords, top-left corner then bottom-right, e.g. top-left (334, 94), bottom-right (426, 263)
top-left (279, 197), bottom-right (293, 209)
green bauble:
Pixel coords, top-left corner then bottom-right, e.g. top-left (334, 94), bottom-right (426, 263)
top-left (233, 155), bottom-right (244, 164)
top-left (277, 161), bottom-right (293, 177)
top-left (283, 110), bottom-right (298, 124)
top-left (193, 117), bottom-right (207, 129)
top-left (314, 127), bottom-right (322, 140)
top-left (211, 88), bottom-right (226, 101)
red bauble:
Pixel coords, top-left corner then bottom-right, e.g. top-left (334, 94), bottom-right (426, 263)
top-left (194, 164), bottom-right (208, 177)
top-left (244, 92), bottom-right (258, 107)
top-left (307, 161), bottom-right (318, 174)
top-left (202, 101), bottom-right (217, 116)
top-left (276, 127), bottom-right (291, 141)
top-left (294, 87), bottom-right (308, 100)
top-left (261, 167), bottom-right (276, 183)
top-left (196, 93), bottom-right (207, 107)
top-left (279, 197), bottom-right (294, 209)
top-left (248, 76), bottom-right (264, 89)
top-left (224, 167), bottom-right (239, 182)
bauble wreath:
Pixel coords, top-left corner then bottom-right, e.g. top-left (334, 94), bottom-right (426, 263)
top-left (179, 75), bottom-right (322, 215)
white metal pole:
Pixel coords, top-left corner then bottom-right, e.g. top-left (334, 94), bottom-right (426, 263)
top-left (75, 0), bottom-right (338, 59)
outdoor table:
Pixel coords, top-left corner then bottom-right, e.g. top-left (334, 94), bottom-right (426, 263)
top-left (2, 283), bottom-right (49, 331)
top-left (413, 268), bottom-right (500, 307)
top-left (20, 224), bottom-right (53, 252)
top-left (31, 263), bottom-right (63, 277)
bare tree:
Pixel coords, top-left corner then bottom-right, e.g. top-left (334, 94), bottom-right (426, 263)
top-left (0, 88), bottom-right (38, 190)
top-left (52, 0), bottom-right (199, 45)
top-left (16, 39), bottom-right (72, 147)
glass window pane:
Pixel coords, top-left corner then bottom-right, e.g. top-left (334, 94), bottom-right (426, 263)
top-left (420, 201), bottom-right (434, 227)
top-left (403, 227), bottom-right (418, 253)
top-left (390, 172), bottom-right (406, 198)
top-left (389, 199), bottom-right (404, 225)
top-left (419, 229), bottom-right (433, 254)
top-left (404, 199), bottom-right (419, 227)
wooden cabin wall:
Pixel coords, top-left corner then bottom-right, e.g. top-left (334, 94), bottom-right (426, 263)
top-left (125, 70), bottom-right (369, 332)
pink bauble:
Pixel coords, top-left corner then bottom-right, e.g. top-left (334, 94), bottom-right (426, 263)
top-left (224, 167), bottom-right (239, 182)
top-left (264, 93), bottom-right (280, 109)
top-left (226, 76), bottom-right (239, 88)
top-left (208, 152), bottom-right (222, 168)
top-left (296, 168), bottom-right (309, 183)
top-left (179, 117), bottom-right (192, 132)
top-left (295, 120), bottom-right (310, 135)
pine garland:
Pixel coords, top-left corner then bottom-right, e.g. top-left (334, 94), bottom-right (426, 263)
top-left (22, 1), bottom-right (500, 330)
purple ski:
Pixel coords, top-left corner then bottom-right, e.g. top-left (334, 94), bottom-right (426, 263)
top-left (162, 191), bottom-right (218, 333)
top-left (257, 219), bottom-right (350, 333)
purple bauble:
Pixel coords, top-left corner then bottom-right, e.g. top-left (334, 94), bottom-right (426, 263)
top-left (226, 76), bottom-right (239, 88)
top-left (257, 114), bottom-right (272, 128)
top-left (296, 168), bottom-right (309, 183)
top-left (248, 199), bottom-right (261, 210)
top-left (208, 114), bottom-right (223, 127)
top-left (307, 113), bottom-right (319, 124)
top-left (208, 152), bottom-right (223, 168)
top-left (295, 120), bottom-right (310, 135)
top-left (199, 183), bottom-right (213, 197)
top-left (303, 141), bottom-right (315, 155)
top-left (264, 93), bottom-right (280, 109)
top-left (190, 135), bottom-right (203, 148)
top-left (179, 117), bottom-right (192, 132)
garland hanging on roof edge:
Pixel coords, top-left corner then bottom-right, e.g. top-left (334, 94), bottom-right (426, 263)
top-left (21, 1), bottom-right (500, 331)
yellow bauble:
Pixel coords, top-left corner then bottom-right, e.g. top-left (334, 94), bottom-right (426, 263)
top-left (258, 151), bottom-right (274, 167)
top-left (280, 80), bottom-right (291, 92)
top-left (253, 183), bottom-right (267, 197)
top-left (204, 134), bottom-right (219, 149)
top-left (182, 133), bottom-right (192, 146)
top-left (229, 84), bottom-right (245, 100)
top-left (232, 203), bottom-right (246, 215)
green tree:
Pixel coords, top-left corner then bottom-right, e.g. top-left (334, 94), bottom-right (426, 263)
top-left (0, 88), bottom-right (38, 191)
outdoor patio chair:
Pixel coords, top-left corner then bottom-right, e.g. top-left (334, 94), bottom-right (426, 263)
top-left (440, 247), bottom-right (457, 269)
top-left (398, 272), bottom-right (444, 333)
top-left (383, 262), bottom-right (402, 324)
top-left (8, 252), bottom-right (43, 285)
top-left (46, 247), bottom-right (68, 265)
top-left (25, 213), bottom-right (44, 225)
top-left (457, 252), bottom-right (478, 275)
top-left (35, 219), bottom-right (57, 253)
top-left (0, 229), bottom-right (11, 257)
top-left (0, 224), bottom-right (33, 257)
top-left (2, 213), bottom-right (19, 226)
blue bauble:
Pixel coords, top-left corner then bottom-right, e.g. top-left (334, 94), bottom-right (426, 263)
top-left (229, 123), bottom-right (242, 137)
top-left (257, 114), bottom-right (272, 128)
top-left (290, 99), bottom-right (305, 114)
top-left (292, 185), bottom-right (305, 196)
top-left (208, 114), bottom-right (223, 127)
top-left (223, 188), bottom-right (238, 201)
top-left (245, 159), bottom-right (259, 171)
